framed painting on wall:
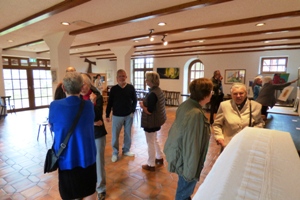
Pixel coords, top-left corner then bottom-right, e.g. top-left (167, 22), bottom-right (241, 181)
top-left (51, 70), bottom-right (57, 83)
top-left (224, 69), bottom-right (246, 84)
top-left (157, 67), bottom-right (179, 79)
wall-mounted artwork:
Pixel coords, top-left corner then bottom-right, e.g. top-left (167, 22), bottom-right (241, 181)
top-left (157, 68), bottom-right (179, 79)
top-left (51, 70), bottom-right (57, 83)
top-left (224, 69), bottom-right (246, 84)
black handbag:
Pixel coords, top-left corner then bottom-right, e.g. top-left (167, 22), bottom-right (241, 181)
top-left (44, 99), bottom-right (85, 173)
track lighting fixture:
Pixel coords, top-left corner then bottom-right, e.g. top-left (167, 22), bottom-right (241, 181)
top-left (161, 35), bottom-right (168, 46)
top-left (149, 29), bottom-right (154, 41)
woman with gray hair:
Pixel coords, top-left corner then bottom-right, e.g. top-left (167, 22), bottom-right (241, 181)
top-left (139, 71), bottom-right (167, 172)
top-left (213, 83), bottom-right (264, 147)
top-left (80, 73), bottom-right (108, 200)
top-left (255, 76), bottom-right (298, 119)
top-left (48, 72), bottom-right (97, 200)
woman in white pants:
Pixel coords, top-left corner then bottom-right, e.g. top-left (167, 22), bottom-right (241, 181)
top-left (139, 71), bottom-right (167, 171)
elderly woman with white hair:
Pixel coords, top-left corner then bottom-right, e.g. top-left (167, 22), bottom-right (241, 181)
top-left (213, 83), bottom-right (264, 147)
top-left (255, 76), bottom-right (298, 119)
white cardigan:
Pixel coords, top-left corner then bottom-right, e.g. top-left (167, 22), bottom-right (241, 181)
top-left (213, 99), bottom-right (264, 145)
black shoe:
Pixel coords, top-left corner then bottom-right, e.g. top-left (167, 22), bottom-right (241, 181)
top-left (142, 164), bottom-right (155, 171)
top-left (155, 158), bottom-right (164, 165)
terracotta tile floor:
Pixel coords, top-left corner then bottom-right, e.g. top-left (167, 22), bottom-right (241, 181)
top-left (0, 106), bottom-right (220, 200)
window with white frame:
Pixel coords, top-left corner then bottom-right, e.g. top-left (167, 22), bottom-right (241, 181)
top-left (132, 58), bottom-right (153, 90)
top-left (188, 60), bottom-right (204, 83)
top-left (261, 57), bottom-right (288, 73)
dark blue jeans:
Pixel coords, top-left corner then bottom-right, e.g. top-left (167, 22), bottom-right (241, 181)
top-left (175, 175), bottom-right (197, 200)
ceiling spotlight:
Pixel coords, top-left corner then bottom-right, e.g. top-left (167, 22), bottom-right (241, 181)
top-left (161, 35), bottom-right (168, 46)
top-left (149, 29), bottom-right (154, 41)
top-left (158, 22), bottom-right (166, 26)
top-left (61, 22), bottom-right (70, 26)
top-left (256, 23), bottom-right (265, 27)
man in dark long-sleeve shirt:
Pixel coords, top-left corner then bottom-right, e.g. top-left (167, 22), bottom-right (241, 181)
top-left (106, 69), bottom-right (137, 162)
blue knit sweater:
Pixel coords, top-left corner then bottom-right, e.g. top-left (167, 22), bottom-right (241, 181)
top-left (49, 96), bottom-right (96, 170)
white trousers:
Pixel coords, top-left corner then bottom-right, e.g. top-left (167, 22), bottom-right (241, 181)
top-left (145, 131), bottom-right (164, 167)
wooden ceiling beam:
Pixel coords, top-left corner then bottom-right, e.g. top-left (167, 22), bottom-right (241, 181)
top-left (70, 10), bottom-right (300, 49)
top-left (70, 0), bottom-right (232, 35)
top-left (132, 47), bottom-right (300, 59)
top-left (0, 0), bottom-right (91, 36)
top-left (134, 42), bottom-right (300, 55)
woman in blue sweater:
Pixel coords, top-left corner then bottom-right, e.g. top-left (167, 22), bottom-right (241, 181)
top-left (48, 72), bottom-right (97, 200)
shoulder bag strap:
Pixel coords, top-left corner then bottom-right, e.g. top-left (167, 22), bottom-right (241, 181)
top-left (249, 99), bottom-right (252, 127)
top-left (56, 99), bottom-right (85, 157)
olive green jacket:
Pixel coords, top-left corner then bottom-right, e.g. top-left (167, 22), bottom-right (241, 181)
top-left (164, 98), bottom-right (211, 181)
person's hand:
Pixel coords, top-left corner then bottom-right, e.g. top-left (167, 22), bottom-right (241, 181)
top-left (106, 117), bottom-right (110, 123)
top-left (219, 76), bottom-right (223, 81)
top-left (216, 138), bottom-right (225, 147)
top-left (94, 120), bottom-right (103, 126)
top-left (139, 101), bottom-right (144, 109)
top-left (90, 92), bottom-right (97, 104)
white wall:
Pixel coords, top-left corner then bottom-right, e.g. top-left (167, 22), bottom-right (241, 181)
top-left (152, 50), bottom-right (300, 103)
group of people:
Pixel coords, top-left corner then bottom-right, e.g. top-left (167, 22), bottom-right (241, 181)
top-left (50, 68), bottom-right (166, 199)
top-left (49, 66), bottom-right (298, 200)
top-left (164, 71), bottom-right (298, 200)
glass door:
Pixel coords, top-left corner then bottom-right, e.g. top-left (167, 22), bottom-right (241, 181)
top-left (2, 57), bottom-right (52, 111)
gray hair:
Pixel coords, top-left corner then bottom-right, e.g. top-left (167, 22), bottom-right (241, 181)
top-left (230, 83), bottom-right (247, 94)
top-left (254, 76), bottom-right (262, 83)
top-left (63, 72), bottom-right (83, 95)
top-left (117, 69), bottom-right (126, 76)
top-left (145, 71), bottom-right (160, 86)
top-left (263, 76), bottom-right (272, 84)
top-left (81, 73), bottom-right (92, 87)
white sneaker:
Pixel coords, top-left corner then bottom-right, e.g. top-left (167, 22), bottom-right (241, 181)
top-left (111, 155), bottom-right (118, 162)
top-left (123, 152), bottom-right (135, 157)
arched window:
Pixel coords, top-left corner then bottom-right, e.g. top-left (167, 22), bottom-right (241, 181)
top-left (188, 60), bottom-right (204, 83)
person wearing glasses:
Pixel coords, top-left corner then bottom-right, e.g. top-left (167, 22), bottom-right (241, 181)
top-left (212, 83), bottom-right (264, 148)
top-left (164, 78), bottom-right (213, 200)
top-left (80, 74), bottom-right (108, 200)
top-left (105, 69), bottom-right (137, 162)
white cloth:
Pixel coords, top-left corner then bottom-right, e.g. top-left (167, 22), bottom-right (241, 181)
top-left (193, 127), bottom-right (300, 200)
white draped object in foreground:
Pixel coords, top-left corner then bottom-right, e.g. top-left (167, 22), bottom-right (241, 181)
top-left (193, 127), bottom-right (300, 200)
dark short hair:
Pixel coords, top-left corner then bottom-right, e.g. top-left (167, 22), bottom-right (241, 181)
top-left (189, 78), bottom-right (213, 101)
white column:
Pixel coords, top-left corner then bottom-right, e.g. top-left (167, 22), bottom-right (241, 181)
top-left (110, 46), bottom-right (135, 83)
top-left (43, 31), bottom-right (75, 96)
top-left (0, 48), bottom-right (4, 96)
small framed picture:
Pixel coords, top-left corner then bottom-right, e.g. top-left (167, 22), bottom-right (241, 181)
top-left (51, 70), bottom-right (57, 84)
top-left (224, 69), bottom-right (246, 84)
